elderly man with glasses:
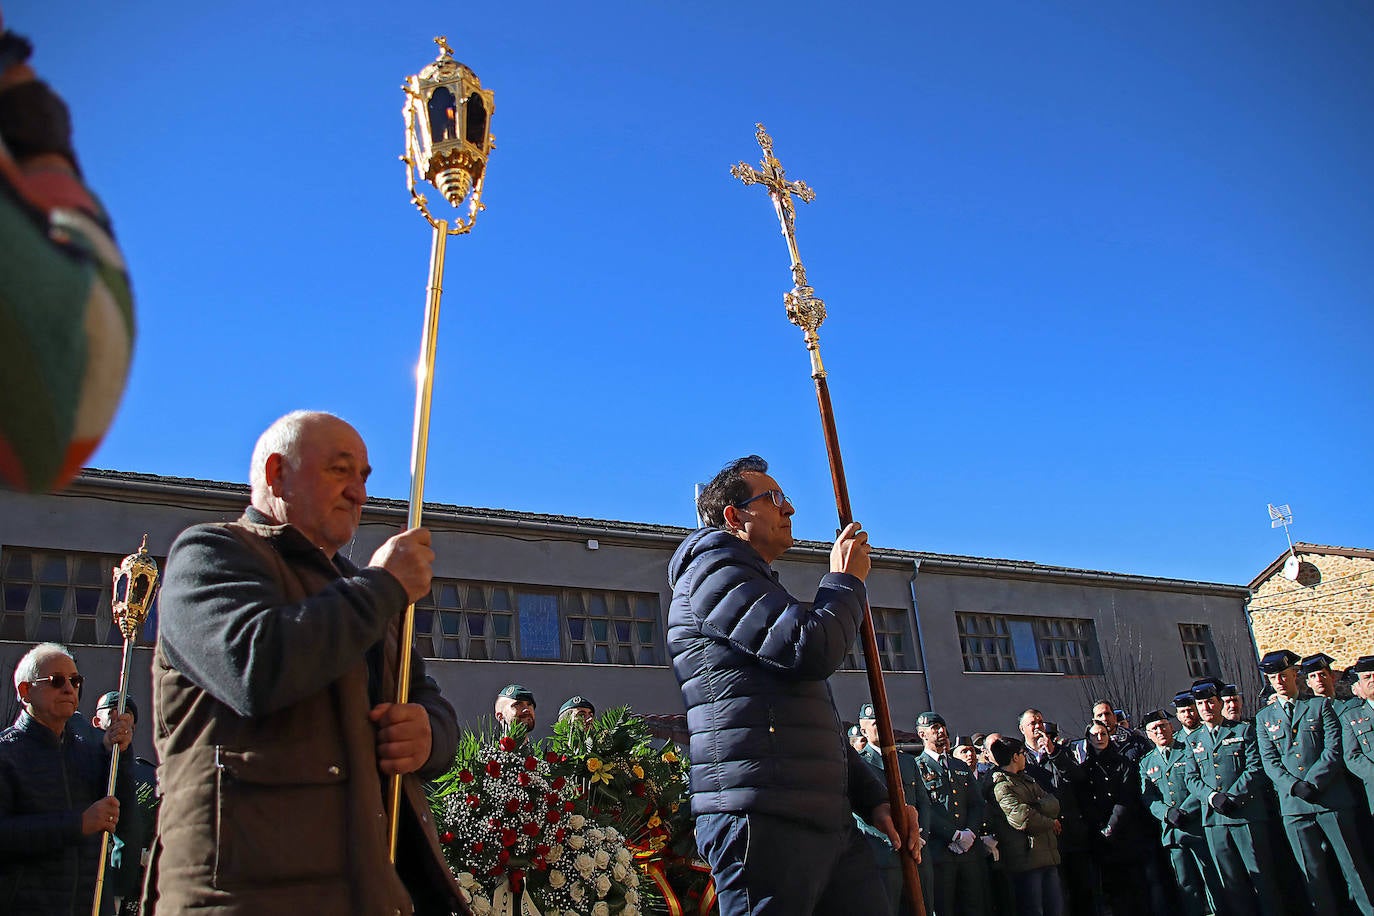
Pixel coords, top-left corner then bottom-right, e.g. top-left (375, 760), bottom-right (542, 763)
top-left (667, 455), bottom-right (919, 916)
top-left (0, 641), bottom-right (135, 915)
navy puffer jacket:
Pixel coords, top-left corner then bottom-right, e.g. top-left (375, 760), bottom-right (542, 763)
top-left (667, 527), bottom-right (886, 831)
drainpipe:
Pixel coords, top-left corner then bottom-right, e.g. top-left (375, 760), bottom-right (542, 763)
top-left (909, 559), bottom-right (936, 713)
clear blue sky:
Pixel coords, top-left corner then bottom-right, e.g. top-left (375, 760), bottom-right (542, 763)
top-left (14, 2), bottom-right (1372, 585)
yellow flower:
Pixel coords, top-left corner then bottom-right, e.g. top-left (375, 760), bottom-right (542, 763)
top-left (586, 758), bottom-right (602, 773)
top-left (648, 814), bottom-right (662, 828)
top-left (632, 765), bottom-right (644, 779)
top-left (661, 751), bottom-right (678, 764)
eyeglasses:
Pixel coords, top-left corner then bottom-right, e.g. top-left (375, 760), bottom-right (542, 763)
top-left (30, 673), bottom-right (84, 690)
top-left (734, 489), bottom-right (791, 510)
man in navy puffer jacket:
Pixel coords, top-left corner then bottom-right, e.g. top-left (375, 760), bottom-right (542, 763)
top-left (667, 455), bottom-right (917, 915)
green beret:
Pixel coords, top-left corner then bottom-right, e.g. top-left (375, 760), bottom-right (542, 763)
top-left (498, 684), bottom-right (536, 705)
top-left (559, 695), bottom-right (594, 716)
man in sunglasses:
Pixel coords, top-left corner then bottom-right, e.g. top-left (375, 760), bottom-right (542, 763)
top-left (667, 455), bottom-right (918, 916)
top-left (150, 410), bottom-right (464, 915)
top-left (0, 641), bottom-right (135, 915)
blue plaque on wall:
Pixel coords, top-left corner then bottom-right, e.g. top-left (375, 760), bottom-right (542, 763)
top-left (518, 593), bottom-right (561, 660)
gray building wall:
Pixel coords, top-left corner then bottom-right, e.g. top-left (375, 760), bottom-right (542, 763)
top-left (0, 472), bottom-right (1251, 757)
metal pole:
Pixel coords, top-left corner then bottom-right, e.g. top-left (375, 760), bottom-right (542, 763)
top-left (387, 217), bottom-right (448, 861)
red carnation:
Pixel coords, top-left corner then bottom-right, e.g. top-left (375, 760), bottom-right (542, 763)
top-left (544, 751), bottom-right (559, 763)
top-left (517, 772), bottom-right (532, 786)
top-left (505, 798), bottom-right (521, 813)
top-left (459, 769), bottom-right (475, 783)
top-left (488, 817), bottom-right (501, 828)
top-left (536, 843), bottom-right (551, 857)
top-left (550, 776), bottom-right (566, 790)
top-left (563, 800), bottom-right (575, 812)
top-left (440, 831), bottom-right (455, 844)
top-left (499, 736), bottom-right (517, 752)
top-left (524, 756), bottom-right (538, 771)
top-left (488, 864), bottom-right (504, 877)
top-left (498, 849), bottom-right (510, 865)
top-left (522, 801), bottom-right (534, 813)
top-left (522, 821), bottom-right (540, 836)
top-left (501, 829), bottom-right (518, 847)
top-left (472, 841), bottom-right (485, 854)
top-left (591, 805), bottom-right (601, 815)
top-left (486, 760), bottom-right (501, 777)
top-left (632, 782), bottom-right (647, 797)
top-left (533, 856), bottom-right (547, 870)
top-left (510, 869), bottom-right (525, 893)
top-left (467, 794), bottom-right (481, 807)
top-left (555, 828), bottom-right (567, 842)
top-left (545, 792), bottom-right (560, 806)
top-left (546, 809), bottom-right (561, 823)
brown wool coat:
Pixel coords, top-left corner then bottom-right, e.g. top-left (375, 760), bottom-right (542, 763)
top-left (145, 517), bottom-right (467, 915)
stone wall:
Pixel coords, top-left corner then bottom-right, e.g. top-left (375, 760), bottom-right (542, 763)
top-left (1249, 551), bottom-right (1374, 667)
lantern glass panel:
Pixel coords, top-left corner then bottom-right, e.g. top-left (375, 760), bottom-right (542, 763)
top-left (428, 87), bottom-right (458, 143)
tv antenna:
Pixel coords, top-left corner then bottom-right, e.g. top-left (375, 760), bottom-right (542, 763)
top-left (1267, 503), bottom-right (1300, 580)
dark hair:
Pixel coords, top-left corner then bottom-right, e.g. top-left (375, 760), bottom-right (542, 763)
top-left (696, 455), bottom-right (769, 528)
top-left (990, 736), bottom-right (1025, 768)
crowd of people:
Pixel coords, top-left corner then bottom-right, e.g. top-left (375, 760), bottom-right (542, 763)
top-left (843, 649), bottom-right (1374, 916)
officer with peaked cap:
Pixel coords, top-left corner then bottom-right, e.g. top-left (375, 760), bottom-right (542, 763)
top-left (556, 695), bottom-right (595, 726)
top-left (1189, 676), bottom-right (1283, 916)
top-left (1139, 709), bottom-right (1224, 916)
top-left (1300, 652), bottom-right (1339, 701)
top-left (1174, 690), bottom-right (1203, 744)
top-left (914, 710), bottom-right (989, 916)
top-left (92, 691), bottom-right (158, 911)
top-left (855, 702), bottom-right (933, 916)
top-left (1219, 684), bottom-right (1246, 725)
top-left (1342, 656), bottom-right (1374, 810)
top-left (1255, 649), bottom-right (1374, 915)
top-left (849, 723), bottom-right (869, 753)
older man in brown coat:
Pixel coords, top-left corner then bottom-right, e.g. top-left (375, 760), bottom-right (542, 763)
top-left (148, 411), bottom-right (465, 915)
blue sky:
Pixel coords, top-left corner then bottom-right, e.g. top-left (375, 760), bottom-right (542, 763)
top-left (14, 2), bottom-right (1372, 585)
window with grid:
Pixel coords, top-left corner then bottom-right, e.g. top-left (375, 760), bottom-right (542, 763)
top-left (1179, 623), bottom-right (1218, 678)
top-left (411, 579), bottom-right (663, 664)
top-left (1, 546), bottom-right (161, 646)
top-left (956, 612), bottom-right (1100, 674)
top-left (841, 606), bottom-right (915, 671)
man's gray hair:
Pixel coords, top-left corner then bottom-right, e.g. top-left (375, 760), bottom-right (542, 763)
top-left (14, 642), bottom-right (74, 697)
top-left (249, 410), bottom-right (341, 495)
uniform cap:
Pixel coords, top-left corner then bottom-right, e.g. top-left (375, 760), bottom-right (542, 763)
top-left (1191, 677), bottom-right (1226, 700)
top-left (498, 684), bottom-right (536, 705)
top-left (558, 695), bottom-right (594, 716)
top-left (915, 711), bottom-right (946, 729)
top-left (1172, 690), bottom-right (1197, 709)
top-left (952, 734), bottom-right (976, 750)
top-left (1300, 653), bottom-right (1336, 675)
top-left (1142, 708), bottom-right (1170, 727)
top-left (858, 703), bottom-right (876, 720)
top-left (847, 725), bottom-right (863, 738)
top-left (1350, 655), bottom-right (1374, 675)
top-left (1258, 649), bottom-right (1301, 674)
top-left (1218, 684), bottom-right (1240, 698)
top-left (95, 691), bottom-right (138, 720)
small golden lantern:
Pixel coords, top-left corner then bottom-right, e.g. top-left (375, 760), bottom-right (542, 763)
top-left (111, 534), bottom-right (159, 641)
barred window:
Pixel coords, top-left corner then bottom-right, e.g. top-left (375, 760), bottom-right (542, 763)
top-left (1, 546), bottom-right (161, 646)
top-left (413, 579), bottom-right (663, 665)
top-left (1179, 623), bottom-right (1218, 678)
top-left (956, 612), bottom-right (1100, 674)
top-left (841, 606), bottom-right (916, 671)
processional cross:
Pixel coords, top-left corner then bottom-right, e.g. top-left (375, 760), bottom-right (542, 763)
top-left (731, 123), bottom-right (829, 378)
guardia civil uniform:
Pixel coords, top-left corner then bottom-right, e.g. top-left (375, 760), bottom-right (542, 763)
top-left (1189, 681), bottom-right (1283, 916)
top-left (1255, 650), bottom-right (1374, 916)
top-left (914, 712), bottom-right (987, 916)
top-left (854, 706), bottom-right (934, 916)
top-left (1342, 656), bottom-right (1374, 812)
top-left (1138, 712), bottom-right (1224, 916)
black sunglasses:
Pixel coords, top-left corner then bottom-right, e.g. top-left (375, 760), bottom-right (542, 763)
top-left (31, 673), bottom-right (84, 690)
top-left (734, 489), bottom-right (791, 510)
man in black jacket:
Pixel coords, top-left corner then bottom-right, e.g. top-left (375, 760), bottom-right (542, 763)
top-left (667, 455), bottom-right (917, 916)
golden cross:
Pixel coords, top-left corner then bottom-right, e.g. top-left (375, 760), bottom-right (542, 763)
top-left (732, 123), bottom-right (828, 375)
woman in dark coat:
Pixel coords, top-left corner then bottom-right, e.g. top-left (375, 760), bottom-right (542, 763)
top-left (1076, 722), bottom-right (1152, 916)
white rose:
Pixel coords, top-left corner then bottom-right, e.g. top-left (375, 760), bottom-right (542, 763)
top-left (570, 882), bottom-right (585, 902)
top-left (627, 871), bottom-right (639, 887)
top-left (604, 827), bottom-right (621, 842)
top-left (594, 849), bottom-right (610, 869)
top-left (472, 899), bottom-right (491, 916)
top-left (592, 903), bottom-right (610, 916)
top-left (575, 852), bottom-right (596, 875)
top-left (549, 870), bottom-right (567, 888)
top-left (587, 828), bottom-right (605, 843)
top-left (615, 847), bottom-right (632, 865)
top-left (612, 862), bottom-right (627, 881)
top-left (457, 872), bottom-right (478, 889)
top-left (623, 906), bottom-right (640, 916)
top-left (595, 874), bottom-right (611, 896)
top-left (626, 889), bottom-right (639, 905)
top-left (568, 814), bottom-right (586, 829)
top-left (547, 843), bottom-right (564, 863)
top-left (568, 835), bottom-right (585, 850)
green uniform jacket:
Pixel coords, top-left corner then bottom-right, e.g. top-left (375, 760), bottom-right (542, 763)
top-left (913, 751), bottom-right (985, 862)
top-left (1341, 701), bottom-right (1374, 811)
top-left (1254, 697), bottom-right (1353, 815)
top-left (988, 769), bottom-right (1060, 872)
top-left (1140, 742), bottom-right (1206, 845)
top-left (854, 746), bottom-right (933, 849)
top-left (1190, 721), bottom-right (1270, 826)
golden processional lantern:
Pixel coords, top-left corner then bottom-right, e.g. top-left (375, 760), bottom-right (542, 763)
top-left (403, 36), bottom-right (495, 230)
top-left (387, 37), bottom-right (495, 862)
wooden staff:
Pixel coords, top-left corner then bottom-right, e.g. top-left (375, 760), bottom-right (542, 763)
top-left (93, 537), bottom-right (159, 916)
top-left (732, 123), bottom-right (925, 916)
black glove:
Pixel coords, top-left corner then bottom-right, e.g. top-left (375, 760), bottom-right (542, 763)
top-left (1208, 792), bottom-right (1238, 815)
top-left (1292, 780), bottom-right (1318, 801)
top-left (1164, 806), bottom-right (1183, 827)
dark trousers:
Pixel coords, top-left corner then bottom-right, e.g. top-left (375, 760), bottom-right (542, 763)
top-left (696, 812), bottom-right (893, 916)
top-left (1204, 821), bottom-right (1284, 916)
top-left (1281, 810), bottom-right (1374, 916)
top-left (932, 849), bottom-right (989, 916)
top-left (1164, 833), bottom-right (1225, 916)
top-left (1057, 848), bottom-right (1100, 916)
top-left (1011, 866), bottom-right (1063, 916)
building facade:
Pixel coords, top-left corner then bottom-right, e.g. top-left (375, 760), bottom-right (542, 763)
top-left (1248, 542), bottom-right (1374, 668)
top-left (1, 470), bottom-right (1255, 758)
